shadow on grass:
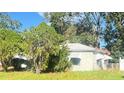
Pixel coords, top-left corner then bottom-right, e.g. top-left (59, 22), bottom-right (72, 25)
top-left (121, 76), bottom-right (124, 78)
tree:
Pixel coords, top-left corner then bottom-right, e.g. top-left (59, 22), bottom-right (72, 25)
top-left (45, 12), bottom-right (106, 47)
top-left (0, 29), bottom-right (22, 71)
top-left (44, 12), bottom-right (74, 35)
top-left (74, 12), bottom-right (106, 47)
top-left (104, 12), bottom-right (124, 62)
top-left (21, 22), bottom-right (71, 74)
top-left (0, 13), bottom-right (21, 31)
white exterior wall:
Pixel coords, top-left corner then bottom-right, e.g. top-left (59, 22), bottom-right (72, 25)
top-left (69, 51), bottom-right (96, 71)
top-left (119, 58), bottom-right (124, 71)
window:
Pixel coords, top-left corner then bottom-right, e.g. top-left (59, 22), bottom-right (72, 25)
top-left (97, 59), bottom-right (102, 68)
top-left (70, 58), bottom-right (81, 65)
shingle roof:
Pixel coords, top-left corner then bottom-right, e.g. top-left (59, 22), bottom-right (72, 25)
top-left (67, 43), bottom-right (95, 52)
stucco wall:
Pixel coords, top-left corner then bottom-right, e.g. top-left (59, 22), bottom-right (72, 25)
top-left (69, 51), bottom-right (96, 71)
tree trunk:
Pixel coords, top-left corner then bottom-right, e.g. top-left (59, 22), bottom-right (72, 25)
top-left (35, 67), bottom-right (41, 74)
top-left (1, 62), bottom-right (8, 72)
top-left (35, 61), bottom-right (41, 74)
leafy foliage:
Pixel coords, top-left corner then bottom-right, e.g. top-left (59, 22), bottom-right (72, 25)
top-left (104, 13), bottom-right (124, 62)
top-left (47, 45), bottom-right (71, 72)
top-left (0, 13), bottom-right (21, 31)
top-left (45, 12), bottom-right (73, 35)
top-left (45, 12), bottom-right (105, 47)
top-left (0, 29), bottom-right (22, 71)
top-left (21, 23), bottom-right (71, 73)
top-left (68, 32), bottom-right (97, 47)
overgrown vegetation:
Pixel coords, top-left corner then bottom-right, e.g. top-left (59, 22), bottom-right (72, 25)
top-left (0, 13), bottom-right (71, 73)
top-left (20, 23), bottom-right (71, 73)
top-left (0, 29), bottom-right (22, 71)
top-left (1, 12), bottom-right (124, 75)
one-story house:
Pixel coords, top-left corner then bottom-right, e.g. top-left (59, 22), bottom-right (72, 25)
top-left (67, 43), bottom-right (112, 71)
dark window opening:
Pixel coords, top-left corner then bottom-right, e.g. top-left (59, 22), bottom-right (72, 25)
top-left (71, 58), bottom-right (81, 65)
top-left (97, 59), bottom-right (102, 68)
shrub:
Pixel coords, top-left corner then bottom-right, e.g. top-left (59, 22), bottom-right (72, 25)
top-left (47, 45), bottom-right (72, 72)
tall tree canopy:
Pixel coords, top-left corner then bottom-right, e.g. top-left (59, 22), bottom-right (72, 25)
top-left (45, 12), bottom-right (106, 47)
top-left (45, 12), bottom-right (74, 35)
top-left (0, 13), bottom-right (21, 31)
top-left (104, 12), bottom-right (124, 62)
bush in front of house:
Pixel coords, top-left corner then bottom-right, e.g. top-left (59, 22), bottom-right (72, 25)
top-left (46, 45), bottom-right (72, 72)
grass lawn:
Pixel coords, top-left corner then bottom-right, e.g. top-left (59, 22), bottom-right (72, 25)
top-left (0, 70), bottom-right (124, 80)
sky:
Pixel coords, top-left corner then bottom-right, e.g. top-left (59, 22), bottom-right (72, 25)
top-left (8, 12), bottom-right (45, 31)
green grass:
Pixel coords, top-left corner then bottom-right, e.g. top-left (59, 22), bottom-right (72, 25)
top-left (0, 71), bottom-right (124, 80)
